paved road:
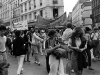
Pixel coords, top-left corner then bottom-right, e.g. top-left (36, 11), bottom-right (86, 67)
top-left (8, 55), bottom-right (100, 75)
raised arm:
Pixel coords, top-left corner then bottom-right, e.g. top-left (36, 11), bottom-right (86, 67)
top-left (33, 33), bottom-right (43, 42)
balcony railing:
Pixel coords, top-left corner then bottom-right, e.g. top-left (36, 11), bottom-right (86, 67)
top-left (53, 0), bottom-right (58, 4)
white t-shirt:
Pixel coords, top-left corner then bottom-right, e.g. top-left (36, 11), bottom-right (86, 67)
top-left (91, 32), bottom-right (99, 40)
top-left (32, 32), bottom-right (43, 45)
top-left (0, 36), bottom-right (6, 52)
top-left (62, 28), bottom-right (73, 44)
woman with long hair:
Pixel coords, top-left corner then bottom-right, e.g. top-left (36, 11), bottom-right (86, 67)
top-left (45, 30), bottom-right (67, 75)
top-left (13, 30), bottom-right (27, 75)
top-left (68, 27), bottom-right (88, 75)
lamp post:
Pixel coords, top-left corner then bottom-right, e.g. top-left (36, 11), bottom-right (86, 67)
top-left (82, 17), bottom-right (85, 26)
top-left (90, 14), bottom-right (94, 28)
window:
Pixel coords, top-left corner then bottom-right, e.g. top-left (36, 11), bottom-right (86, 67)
top-left (99, 8), bottom-right (100, 14)
top-left (18, 0), bottom-right (19, 6)
top-left (21, 16), bottom-right (23, 21)
top-left (25, 3), bottom-right (27, 12)
top-left (53, 8), bottom-right (58, 18)
top-left (34, 0), bottom-right (36, 8)
top-left (29, 13), bottom-right (31, 20)
top-left (34, 12), bottom-right (36, 19)
top-left (29, 1), bottom-right (31, 10)
top-left (25, 15), bottom-right (27, 19)
top-left (21, 5), bottom-right (23, 13)
top-left (40, 0), bottom-right (42, 6)
top-left (53, 0), bottom-right (58, 4)
top-left (40, 10), bottom-right (43, 17)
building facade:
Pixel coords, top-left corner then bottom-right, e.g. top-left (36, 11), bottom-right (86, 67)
top-left (0, 0), bottom-right (64, 28)
top-left (92, 0), bottom-right (100, 27)
top-left (81, 1), bottom-right (92, 28)
top-left (20, 0), bottom-right (64, 22)
top-left (68, 12), bottom-right (72, 23)
top-left (72, 0), bottom-right (91, 27)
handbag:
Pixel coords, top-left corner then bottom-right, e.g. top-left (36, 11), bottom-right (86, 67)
top-left (52, 48), bottom-right (67, 60)
top-left (87, 40), bottom-right (93, 47)
top-left (90, 33), bottom-right (99, 47)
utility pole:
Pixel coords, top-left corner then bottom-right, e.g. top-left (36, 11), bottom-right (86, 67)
top-left (90, 14), bottom-right (94, 28)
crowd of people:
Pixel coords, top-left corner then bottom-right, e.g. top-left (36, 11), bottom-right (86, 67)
top-left (0, 23), bottom-right (100, 75)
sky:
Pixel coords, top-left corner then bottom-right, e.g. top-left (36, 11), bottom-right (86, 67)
top-left (64, 0), bottom-right (78, 15)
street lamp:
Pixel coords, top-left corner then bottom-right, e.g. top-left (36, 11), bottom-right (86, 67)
top-left (90, 14), bottom-right (94, 28)
top-left (82, 17), bottom-right (85, 26)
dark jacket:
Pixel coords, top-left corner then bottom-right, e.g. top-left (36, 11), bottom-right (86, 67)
top-left (13, 37), bottom-right (27, 56)
top-left (71, 36), bottom-right (88, 70)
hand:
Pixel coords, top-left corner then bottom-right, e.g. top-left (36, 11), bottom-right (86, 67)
top-left (49, 46), bottom-right (53, 49)
top-left (57, 44), bottom-right (61, 48)
top-left (74, 47), bottom-right (79, 50)
top-left (80, 48), bottom-right (84, 52)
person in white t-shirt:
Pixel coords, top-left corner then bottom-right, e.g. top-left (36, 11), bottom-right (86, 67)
top-left (31, 29), bottom-right (43, 65)
top-left (0, 25), bottom-right (7, 63)
top-left (62, 23), bottom-right (73, 45)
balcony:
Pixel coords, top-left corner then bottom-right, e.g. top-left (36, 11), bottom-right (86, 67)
top-left (53, 0), bottom-right (58, 4)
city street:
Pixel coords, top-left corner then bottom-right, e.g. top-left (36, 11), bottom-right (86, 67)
top-left (8, 55), bottom-right (100, 75)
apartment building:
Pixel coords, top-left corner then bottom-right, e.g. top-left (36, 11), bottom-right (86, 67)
top-left (0, 0), bottom-right (11, 22)
top-left (0, 0), bottom-right (20, 27)
top-left (68, 12), bottom-right (72, 23)
top-left (12, 0), bottom-right (21, 23)
top-left (92, 0), bottom-right (100, 27)
top-left (20, 0), bottom-right (64, 22)
top-left (81, 1), bottom-right (92, 28)
top-left (72, 0), bottom-right (90, 27)
top-left (0, 0), bottom-right (64, 28)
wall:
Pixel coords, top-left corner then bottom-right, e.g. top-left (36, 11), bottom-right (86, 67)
top-left (81, 3), bottom-right (92, 28)
top-left (72, 3), bottom-right (83, 26)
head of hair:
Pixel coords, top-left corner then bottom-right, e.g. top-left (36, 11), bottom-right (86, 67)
top-left (85, 27), bottom-right (91, 33)
top-left (15, 30), bottom-right (21, 37)
top-left (24, 30), bottom-right (27, 34)
top-left (48, 30), bottom-right (56, 37)
top-left (67, 23), bottom-right (72, 29)
top-left (72, 27), bottom-right (84, 38)
top-left (0, 25), bottom-right (6, 31)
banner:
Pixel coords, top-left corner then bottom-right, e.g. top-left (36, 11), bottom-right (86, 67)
top-left (13, 20), bottom-right (28, 30)
top-left (36, 15), bottom-right (52, 28)
top-left (36, 12), bottom-right (67, 28)
top-left (50, 12), bottom-right (67, 27)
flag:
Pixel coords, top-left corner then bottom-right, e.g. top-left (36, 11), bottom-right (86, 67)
top-left (36, 15), bottom-right (52, 27)
top-left (50, 12), bottom-right (67, 27)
